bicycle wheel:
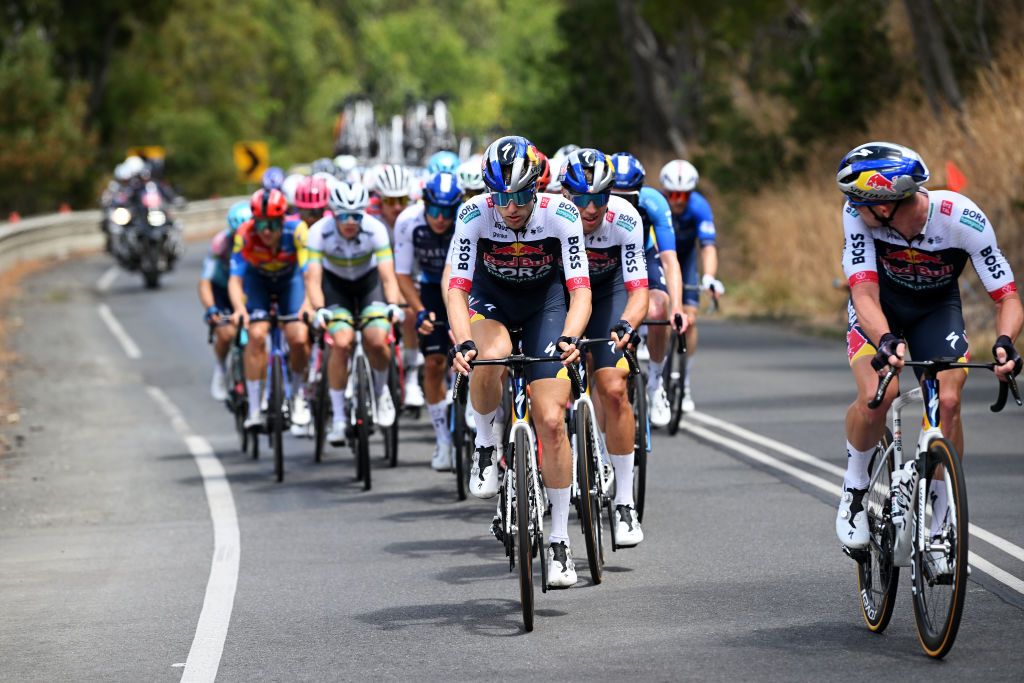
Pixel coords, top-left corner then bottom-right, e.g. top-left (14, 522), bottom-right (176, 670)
top-left (631, 370), bottom-right (649, 523)
top-left (911, 437), bottom-right (968, 658)
top-left (452, 402), bottom-right (467, 501)
top-left (355, 358), bottom-right (372, 491)
top-left (574, 402), bottom-right (602, 584)
top-left (312, 350), bottom-right (329, 464)
top-left (514, 428), bottom-right (534, 632)
top-left (856, 429), bottom-right (899, 633)
top-left (384, 356), bottom-right (400, 468)
top-left (666, 336), bottom-right (687, 435)
top-left (270, 356), bottom-right (285, 483)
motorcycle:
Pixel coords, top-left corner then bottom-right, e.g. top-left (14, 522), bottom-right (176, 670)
top-left (105, 182), bottom-right (183, 289)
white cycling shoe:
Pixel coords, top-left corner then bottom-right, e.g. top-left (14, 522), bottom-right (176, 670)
top-left (431, 441), bottom-right (455, 472)
top-left (681, 387), bottom-right (695, 413)
top-left (614, 504), bottom-right (644, 547)
top-left (291, 395), bottom-right (311, 426)
top-left (210, 365), bottom-right (227, 402)
top-left (376, 390), bottom-right (396, 428)
top-left (404, 381), bottom-right (425, 409)
top-left (836, 487), bottom-right (869, 550)
top-left (244, 411), bottom-right (264, 431)
top-left (469, 446), bottom-right (499, 499)
top-left (546, 541), bottom-right (577, 588)
top-left (648, 385), bottom-right (671, 428)
top-left (327, 419), bottom-right (347, 446)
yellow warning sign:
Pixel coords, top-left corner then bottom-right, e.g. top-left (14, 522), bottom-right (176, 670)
top-left (126, 145), bottom-right (166, 160)
top-left (233, 141), bottom-right (269, 183)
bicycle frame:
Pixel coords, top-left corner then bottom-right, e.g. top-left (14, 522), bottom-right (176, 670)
top-left (506, 362), bottom-right (545, 544)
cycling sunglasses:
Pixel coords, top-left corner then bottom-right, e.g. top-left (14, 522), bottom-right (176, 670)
top-left (567, 191), bottom-right (610, 209)
top-left (381, 196), bottom-right (409, 207)
top-left (254, 218), bottom-right (283, 233)
top-left (299, 208), bottom-right (325, 222)
top-left (667, 190), bottom-right (691, 203)
top-left (335, 212), bottom-right (364, 223)
top-left (425, 203), bottom-right (458, 220)
top-left (491, 188), bottom-right (536, 207)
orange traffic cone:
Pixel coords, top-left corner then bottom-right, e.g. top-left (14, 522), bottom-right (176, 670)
top-left (7, 211), bottom-right (20, 223)
top-left (58, 203), bottom-right (71, 213)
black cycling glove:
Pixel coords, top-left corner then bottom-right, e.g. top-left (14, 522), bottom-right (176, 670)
top-left (870, 332), bottom-right (905, 372)
top-left (992, 335), bottom-right (1022, 377)
top-left (557, 335), bottom-right (579, 353)
top-left (610, 319), bottom-right (634, 343)
top-left (448, 340), bottom-right (477, 367)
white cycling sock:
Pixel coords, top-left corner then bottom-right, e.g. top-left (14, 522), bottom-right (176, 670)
top-left (428, 401), bottom-right (451, 445)
top-left (372, 367), bottom-right (388, 396)
top-left (929, 478), bottom-right (949, 537)
top-left (684, 357), bottom-right (694, 391)
top-left (843, 441), bottom-right (873, 490)
top-left (648, 359), bottom-right (666, 392)
top-left (246, 380), bottom-right (262, 419)
top-left (547, 486), bottom-right (571, 544)
top-left (474, 408), bottom-right (497, 448)
top-left (290, 370), bottom-right (304, 398)
top-left (329, 388), bottom-right (347, 425)
top-left (611, 452), bottom-right (634, 507)
top-left (402, 346), bottom-right (420, 370)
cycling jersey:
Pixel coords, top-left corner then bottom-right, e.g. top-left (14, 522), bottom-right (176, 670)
top-left (449, 193), bottom-right (590, 293)
top-left (671, 190), bottom-right (716, 253)
top-left (394, 203), bottom-right (453, 285)
top-left (842, 190), bottom-right (1017, 304)
top-left (306, 213), bottom-right (393, 281)
top-left (581, 194), bottom-right (648, 292)
top-left (639, 186), bottom-right (675, 253)
top-left (230, 218), bottom-right (306, 281)
top-left (202, 229), bottom-right (232, 289)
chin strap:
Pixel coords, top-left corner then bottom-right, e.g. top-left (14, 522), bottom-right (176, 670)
top-left (868, 197), bottom-right (904, 228)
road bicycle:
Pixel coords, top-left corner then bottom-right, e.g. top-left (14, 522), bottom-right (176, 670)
top-left (643, 314), bottom-right (688, 436)
top-left (249, 300), bottom-right (301, 482)
top-left (452, 342), bottom-right (581, 632)
top-left (850, 357), bottom-right (1021, 658)
top-left (208, 319), bottom-right (249, 453)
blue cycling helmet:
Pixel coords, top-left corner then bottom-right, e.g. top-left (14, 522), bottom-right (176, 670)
top-left (561, 148), bottom-right (615, 194)
top-left (426, 150), bottom-right (460, 174)
top-left (226, 200), bottom-right (252, 233)
top-left (261, 166), bottom-right (285, 190)
top-left (836, 141), bottom-right (929, 206)
top-left (423, 172), bottom-right (463, 207)
top-left (610, 153), bottom-right (646, 192)
top-left (482, 136), bottom-right (540, 192)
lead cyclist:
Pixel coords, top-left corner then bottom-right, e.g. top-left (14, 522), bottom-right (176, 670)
top-left (448, 136), bottom-right (592, 588)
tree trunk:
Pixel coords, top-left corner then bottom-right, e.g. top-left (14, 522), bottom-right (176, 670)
top-left (902, 0), bottom-right (963, 114)
top-left (84, 20), bottom-right (117, 132)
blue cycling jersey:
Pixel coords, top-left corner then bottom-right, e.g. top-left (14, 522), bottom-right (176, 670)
top-left (639, 186), bottom-right (676, 253)
top-left (671, 190), bottom-right (716, 253)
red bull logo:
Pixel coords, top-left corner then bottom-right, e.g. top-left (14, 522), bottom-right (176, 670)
top-left (863, 172), bottom-right (893, 191)
top-left (491, 242), bottom-right (546, 257)
top-left (887, 248), bottom-right (942, 265)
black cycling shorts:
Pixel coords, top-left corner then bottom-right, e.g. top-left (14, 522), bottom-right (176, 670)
top-left (584, 278), bottom-right (630, 371)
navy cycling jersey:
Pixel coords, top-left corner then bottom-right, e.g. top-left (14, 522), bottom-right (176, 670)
top-left (671, 190), bottom-right (716, 253)
top-left (638, 186), bottom-right (676, 253)
top-left (393, 203), bottom-right (453, 285)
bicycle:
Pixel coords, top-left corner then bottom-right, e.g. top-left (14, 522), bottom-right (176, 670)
top-left (346, 312), bottom-right (398, 491)
top-left (452, 344), bottom-right (582, 632)
top-left (849, 357), bottom-right (1021, 658)
top-left (643, 314), bottom-right (687, 435)
top-left (208, 319), bottom-right (249, 453)
top-left (305, 315), bottom-right (330, 464)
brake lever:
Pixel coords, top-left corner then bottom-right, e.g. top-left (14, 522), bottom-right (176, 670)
top-left (868, 368), bottom-right (897, 410)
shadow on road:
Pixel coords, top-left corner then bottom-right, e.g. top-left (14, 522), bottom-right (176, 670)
top-left (356, 597), bottom-right (566, 637)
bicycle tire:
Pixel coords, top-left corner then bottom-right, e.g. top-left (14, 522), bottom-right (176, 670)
top-left (384, 356), bottom-right (400, 468)
top-left (666, 335), bottom-right (687, 435)
top-left (514, 428), bottom-right (534, 632)
top-left (313, 348), bottom-right (329, 464)
top-left (271, 356), bottom-right (285, 483)
top-left (575, 402), bottom-right (602, 584)
top-left (911, 437), bottom-right (968, 659)
top-left (356, 358), bottom-right (372, 491)
top-left (631, 370), bottom-right (649, 523)
top-left (453, 402), bottom-right (467, 501)
top-left (856, 429), bottom-right (899, 633)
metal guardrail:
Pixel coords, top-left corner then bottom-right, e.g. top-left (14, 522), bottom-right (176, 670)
top-left (0, 197), bottom-right (245, 273)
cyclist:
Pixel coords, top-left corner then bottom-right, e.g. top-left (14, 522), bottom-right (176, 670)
top-left (369, 163), bottom-right (425, 410)
top-left (426, 150), bottom-right (460, 174)
top-left (305, 182), bottom-right (405, 444)
top-left (456, 159), bottom-right (487, 200)
top-left (449, 135), bottom-right (591, 588)
top-left (611, 153), bottom-right (688, 427)
top-left (659, 159), bottom-right (723, 413)
top-left (200, 201), bottom-right (251, 401)
top-left (262, 166), bottom-right (285, 191)
top-left (229, 189), bottom-right (312, 431)
top-left (394, 172), bottom-right (463, 470)
top-left (561, 149), bottom-right (649, 546)
top-left (834, 141), bottom-right (1023, 551)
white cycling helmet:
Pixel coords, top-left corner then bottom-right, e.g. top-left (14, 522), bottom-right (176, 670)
top-left (456, 160), bottom-right (485, 191)
top-left (328, 181), bottom-right (370, 213)
top-left (122, 155), bottom-right (146, 178)
top-left (114, 162), bottom-right (132, 182)
top-left (374, 164), bottom-right (412, 197)
top-left (659, 160), bottom-right (699, 192)
top-left (333, 154), bottom-right (358, 174)
top-left (281, 173), bottom-right (305, 207)
top-left (546, 156), bottom-right (567, 192)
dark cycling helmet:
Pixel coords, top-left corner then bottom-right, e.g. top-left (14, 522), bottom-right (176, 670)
top-left (250, 188), bottom-right (288, 219)
top-left (561, 148), bottom-right (615, 194)
top-left (836, 141), bottom-right (929, 206)
top-left (261, 166), bottom-right (285, 190)
top-left (535, 150), bottom-right (552, 191)
top-left (294, 176), bottom-right (330, 210)
top-left (423, 171), bottom-right (463, 206)
top-left (610, 152), bottom-right (646, 192)
top-left (481, 135), bottom-right (540, 192)
top-left (311, 157), bottom-right (336, 175)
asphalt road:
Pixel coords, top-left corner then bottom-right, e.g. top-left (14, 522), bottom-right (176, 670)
top-left (2, 244), bottom-right (1023, 681)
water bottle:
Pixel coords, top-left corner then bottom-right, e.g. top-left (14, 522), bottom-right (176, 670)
top-left (891, 460), bottom-right (918, 566)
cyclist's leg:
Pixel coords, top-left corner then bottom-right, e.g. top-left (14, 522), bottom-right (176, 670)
top-left (358, 302), bottom-right (392, 394)
top-left (421, 284), bottom-right (453, 465)
top-left (645, 247), bottom-right (670, 369)
top-left (680, 245), bottom-right (700, 354)
top-left (242, 272), bottom-right (272, 421)
top-left (400, 287), bottom-right (425, 406)
top-left (212, 283), bottom-right (235, 362)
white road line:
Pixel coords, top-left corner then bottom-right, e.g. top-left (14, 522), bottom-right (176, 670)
top-left (97, 304), bottom-right (141, 359)
top-left (682, 420), bottom-right (1024, 596)
top-left (689, 410), bottom-right (1024, 565)
top-left (96, 265), bottom-right (119, 292)
top-left (146, 386), bottom-right (239, 683)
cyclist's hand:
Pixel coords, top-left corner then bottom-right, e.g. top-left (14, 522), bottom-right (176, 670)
top-left (416, 310), bottom-right (436, 335)
top-left (870, 332), bottom-right (906, 375)
top-left (314, 307), bottom-right (333, 330)
top-left (450, 340), bottom-right (477, 375)
top-left (557, 335), bottom-right (580, 365)
top-left (386, 303), bottom-right (406, 324)
top-left (992, 335), bottom-right (1022, 382)
top-left (671, 309), bottom-right (689, 334)
top-left (610, 319), bottom-right (634, 351)
top-left (204, 306), bottom-right (220, 325)
top-left (231, 309), bottom-right (249, 329)
top-left (701, 273), bottom-right (725, 295)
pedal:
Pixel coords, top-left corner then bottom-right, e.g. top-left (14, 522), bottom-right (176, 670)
top-left (842, 545), bottom-right (869, 563)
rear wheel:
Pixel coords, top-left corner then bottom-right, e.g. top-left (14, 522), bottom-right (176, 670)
top-left (514, 428), bottom-right (534, 632)
top-left (270, 356), bottom-right (285, 483)
top-left (384, 355), bottom-right (400, 468)
top-left (355, 358), bottom-right (373, 491)
top-left (856, 429), bottom-right (898, 633)
top-left (911, 437), bottom-right (968, 658)
top-left (574, 402), bottom-right (602, 584)
top-left (312, 348), bottom-right (329, 463)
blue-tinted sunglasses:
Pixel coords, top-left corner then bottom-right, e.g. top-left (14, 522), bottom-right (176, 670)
top-left (335, 212), bottom-right (364, 223)
top-left (568, 191), bottom-right (610, 208)
top-left (491, 188), bottom-right (536, 207)
top-left (425, 203), bottom-right (458, 219)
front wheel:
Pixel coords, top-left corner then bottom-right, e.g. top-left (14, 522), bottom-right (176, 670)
top-left (856, 429), bottom-right (898, 633)
top-left (911, 437), bottom-right (968, 659)
top-left (514, 428), bottom-right (534, 632)
top-left (630, 370), bottom-right (649, 522)
top-left (574, 402), bottom-right (602, 585)
top-left (666, 336), bottom-right (687, 435)
top-left (270, 356), bottom-right (285, 483)
top-left (452, 401), bottom-right (468, 501)
top-left (355, 358), bottom-right (373, 491)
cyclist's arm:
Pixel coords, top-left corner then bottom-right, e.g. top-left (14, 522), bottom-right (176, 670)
top-left (659, 250), bottom-right (685, 317)
top-left (618, 207), bottom-right (649, 329)
top-left (448, 287), bottom-right (472, 346)
top-left (842, 205), bottom-right (890, 345)
top-left (397, 273), bottom-right (423, 312)
top-left (700, 243), bottom-right (718, 281)
top-left (563, 287), bottom-right (592, 339)
top-left (305, 261), bottom-right (325, 311)
top-left (849, 281), bottom-right (890, 347)
top-left (995, 295), bottom-right (1024, 342)
top-left (227, 275), bottom-right (246, 317)
top-left (377, 258), bottom-right (401, 305)
top-left (198, 279), bottom-right (215, 309)
top-left (556, 203), bottom-right (591, 338)
top-left (228, 232), bottom-right (248, 316)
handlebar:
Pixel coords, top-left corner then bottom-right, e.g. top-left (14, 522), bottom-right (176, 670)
top-left (451, 354), bottom-right (583, 404)
top-left (642, 314), bottom-right (687, 354)
top-left (577, 337), bottom-right (640, 375)
top-left (868, 357), bottom-right (1022, 413)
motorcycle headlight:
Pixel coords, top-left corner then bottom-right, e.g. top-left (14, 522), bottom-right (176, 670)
top-left (112, 207), bottom-right (132, 226)
top-left (148, 210), bottom-right (167, 227)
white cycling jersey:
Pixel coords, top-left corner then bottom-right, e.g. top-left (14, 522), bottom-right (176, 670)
top-left (583, 194), bottom-right (648, 292)
top-left (842, 190), bottom-right (1017, 302)
top-left (307, 213), bottom-right (393, 280)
